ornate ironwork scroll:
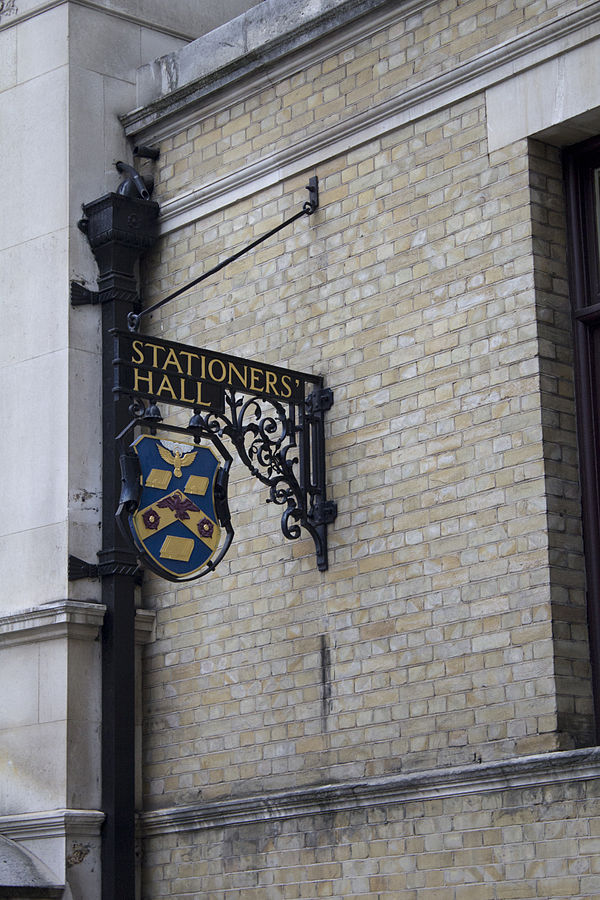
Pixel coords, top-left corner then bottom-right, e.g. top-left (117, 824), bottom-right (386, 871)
top-left (188, 384), bottom-right (336, 571)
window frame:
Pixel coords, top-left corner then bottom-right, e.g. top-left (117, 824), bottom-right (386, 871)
top-left (565, 135), bottom-right (600, 742)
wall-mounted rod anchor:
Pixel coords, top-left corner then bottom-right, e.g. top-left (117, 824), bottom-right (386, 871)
top-left (304, 176), bottom-right (319, 214)
top-left (133, 145), bottom-right (160, 160)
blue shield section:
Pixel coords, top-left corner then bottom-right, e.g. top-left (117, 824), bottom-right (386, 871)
top-left (129, 435), bottom-right (222, 580)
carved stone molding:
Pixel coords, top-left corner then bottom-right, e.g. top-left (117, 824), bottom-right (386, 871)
top-left (0, 809), bottom-right (105, 842)
top-left (123, 0), bottom-right (600, 236)
top-left (0, 600), bottom-right (106, 648)
top-left (141, 747), bottom-right (600, 836)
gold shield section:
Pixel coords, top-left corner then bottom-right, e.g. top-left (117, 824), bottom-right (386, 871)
top-left (145, 468), bottom-right (172, 490)
top-left (184, 475), bottom-right (209, 495)
top-left (134, 503), bottom-right (177, 540)
top-left (133, 492), bottom-right (221, 553)
top-left (159, 535), bottom-right (194, 562)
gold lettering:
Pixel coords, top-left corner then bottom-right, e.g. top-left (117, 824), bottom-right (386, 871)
top-left (180, 351), bottom-right (199, 377)
top-left (265, 370), bottom-right (277, 395)
top-left (156, 374), bottom-right (177, 399)
top-left (145, 342), bottom-right (162, 368)
top-left (208, 358), bottom-right (227, 382)
top-left (196, 382), bottom-right (211, 407)
top-left (249, 367), bottom-right (264, 393)
top-left (131, 340), bottom-right (144, 365)
top-left (228, 361), bottom-right (248, 389)
top-left (280, 375), bottom-right (292, 398)
top-left (179, 378), bottom-right (195, 404)
top-left (199, 355), bottom-right (207, 380)
top-left (163, 348), bottom-right (183, 373)
top-left (133, 368), bottom-right (153, 394)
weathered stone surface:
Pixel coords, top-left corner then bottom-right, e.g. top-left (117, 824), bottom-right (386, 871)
top-left (0, 835), bottom-right (62, 896)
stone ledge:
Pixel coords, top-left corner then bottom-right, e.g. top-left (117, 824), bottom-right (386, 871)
top-left (140, 747), bottom-right (600, 836)
top-left (129, 0), bottom-right (396, 119)
top-left (129, 0), bottom-right (600, 238)
top-left (0, 602), bottom-right (154, 648)
top-left (0, 601), bottom-right (106, 648)
top-left (0, 810), bottom-right (105, 842)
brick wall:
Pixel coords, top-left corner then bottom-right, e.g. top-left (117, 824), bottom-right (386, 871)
top-left (142, 765), bottom-right (600, 898)
top-left (141, 98), bottom-right (592, 811)
top-left (134, 0), bottom-right (598, 895)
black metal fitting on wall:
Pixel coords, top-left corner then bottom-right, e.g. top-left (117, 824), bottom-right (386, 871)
top-left (133, 144), bottom-right (160, 160)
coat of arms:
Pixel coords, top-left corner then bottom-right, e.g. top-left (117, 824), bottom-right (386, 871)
top-left (126, 435), bottom-right (227, 580)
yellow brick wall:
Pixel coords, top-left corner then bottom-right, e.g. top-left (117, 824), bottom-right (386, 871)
top-left (140, 98), bottom-right (592, 816)
top-left (136, 0), bottom-right (591, 836)
top-left (142, 774), bottom-right (600, 898)
top-left (134, 1), bottom-right (598, 896)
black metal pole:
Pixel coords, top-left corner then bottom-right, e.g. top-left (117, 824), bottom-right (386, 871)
top-left (78, 192), bottom-right (159, 899)
top-left (100, 282), bottom-right (137, 900)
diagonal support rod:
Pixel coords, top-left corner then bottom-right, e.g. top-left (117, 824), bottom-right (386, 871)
top-left (127, 176), bottom-right (319, 332)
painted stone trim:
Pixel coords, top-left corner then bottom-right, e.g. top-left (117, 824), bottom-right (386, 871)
top-left (0, 809), bottom-right (105, 842)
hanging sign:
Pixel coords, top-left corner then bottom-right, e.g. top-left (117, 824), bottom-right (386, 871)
top-left (113, 330), bottom-right (318, 413)
top-left (72, 176), bottom-right (335, 585)
top-left (112, 326), bottom-right (335, 578)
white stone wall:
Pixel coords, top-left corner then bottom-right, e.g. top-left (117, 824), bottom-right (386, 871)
top-left (0, 2), bottom-right (244, 895)
top-left (0, 1), bottom-right (196, 615)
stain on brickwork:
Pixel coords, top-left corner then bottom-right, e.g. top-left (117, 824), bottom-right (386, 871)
top-left (320, 633), bottom-right (332, 727)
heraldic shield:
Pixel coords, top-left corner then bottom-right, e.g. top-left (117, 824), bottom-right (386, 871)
top-left (129, 435), bottom-right (223, 580)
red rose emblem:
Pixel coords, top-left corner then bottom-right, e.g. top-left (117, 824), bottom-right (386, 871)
top-left (142, 508), bottom-right (160, 530)
top-left (198, 518), bottom-right (214, 539)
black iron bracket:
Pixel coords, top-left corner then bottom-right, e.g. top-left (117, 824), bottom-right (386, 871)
top-left (68, 555), bottom-right (99, 580)
top-left (68, 550), bottom-right (142, 582)
top-left (71, 282), bottom-right (142, 307)
top-left (71, 283), bottom-right (101, 306)
top-left (126, 176), bottom-right (319, 332)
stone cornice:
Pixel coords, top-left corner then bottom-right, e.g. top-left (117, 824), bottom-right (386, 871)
top-left (0, 600), bottom-right (106, 647)
top-left (123, 0), bottom-right (406, 136)
top-left (0, 0), bottom-right (195, 39)
top-left (0, 601), bottom-right (155, 647)
top-left (140, 747), bottom-right (600, 836)
top-left (0, 809), bottom-right (105, 841)
top-left (124, 0), bottom-right (600, 237)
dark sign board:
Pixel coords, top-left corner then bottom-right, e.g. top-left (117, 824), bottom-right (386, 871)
top-left (113, 330), bottom-right (320, 413)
